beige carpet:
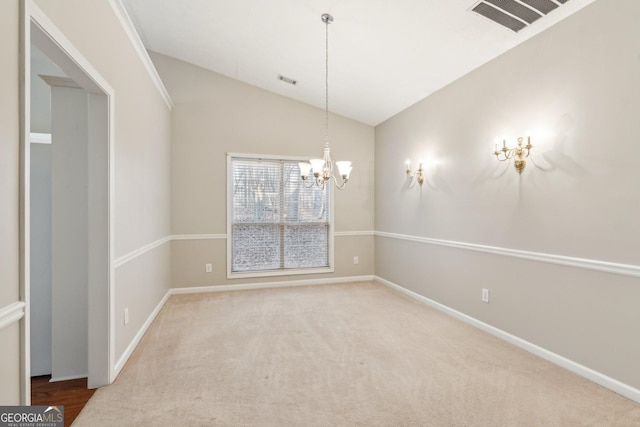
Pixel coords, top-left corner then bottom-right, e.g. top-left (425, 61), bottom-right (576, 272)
top-left (73, 282), bottom-right (640, 426)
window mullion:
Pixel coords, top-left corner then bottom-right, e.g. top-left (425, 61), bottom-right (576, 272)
top-left (279, 160), bottom-right (286, 269)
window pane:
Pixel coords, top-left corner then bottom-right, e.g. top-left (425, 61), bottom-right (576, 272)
top-left (232, 224), bottom-right (280, 272)
top-left (283, 162), bottom-right (328, 223)
top-left (232, 160), bottom-right (281, 223)
top-left (284, 224), bottom-right (329, 268)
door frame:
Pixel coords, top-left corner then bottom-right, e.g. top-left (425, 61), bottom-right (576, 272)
top-left (19, 0), bottom-right (115, 403)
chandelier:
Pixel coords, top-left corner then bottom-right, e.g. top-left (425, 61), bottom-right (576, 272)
top-left (299, 13), bottom-right (352, 190)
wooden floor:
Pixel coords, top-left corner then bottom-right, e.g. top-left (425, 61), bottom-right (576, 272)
top-left (31, 376), bottom-right (96, 427)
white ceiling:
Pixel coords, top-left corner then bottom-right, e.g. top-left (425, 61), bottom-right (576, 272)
top-left (122, 0), bottom-right (597, 126)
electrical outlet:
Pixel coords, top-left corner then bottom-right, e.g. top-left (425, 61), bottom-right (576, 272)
top-left (353, 256), bottom-right (359, 265)
top-left (482, 288), bottom-right (490, 303)
top-left (124, 307), bottom-right (129, 325)
top-left (205, 263), bottom-right (212, 273)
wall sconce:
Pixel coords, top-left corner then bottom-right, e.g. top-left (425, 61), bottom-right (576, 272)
top-left (493, 135), bottom-right (533, 174)
top-left (405, 159), bottom-right (424, 186)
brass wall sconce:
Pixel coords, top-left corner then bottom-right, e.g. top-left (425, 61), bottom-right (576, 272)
top-left (405, 160), bottom-right (424, 186)
top-left (493, 135), bottom-right (533, 174)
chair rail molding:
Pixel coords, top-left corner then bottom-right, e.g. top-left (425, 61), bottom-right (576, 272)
top-left (114, 236), bottom-right (172, 268)
top-left (0, 301), bottom-right (26, 330)
top-left (112, 231), bottom-right (365, 270)
top-left (171, 234), bottom-right (227, 240)
top-left (375, 231), bottom-right (640, 279)
top-left (335, 230), bottom-right (375, 237)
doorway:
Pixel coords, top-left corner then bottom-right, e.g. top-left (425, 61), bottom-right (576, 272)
top-left (21, 0), bottom-right (114, 403)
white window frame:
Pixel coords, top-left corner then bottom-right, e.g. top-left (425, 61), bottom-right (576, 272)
top-left (226, 153), bottom-right (335, 279)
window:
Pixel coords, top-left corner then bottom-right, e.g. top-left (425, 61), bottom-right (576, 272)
top-left (227, 154), bottom-right (333, 278)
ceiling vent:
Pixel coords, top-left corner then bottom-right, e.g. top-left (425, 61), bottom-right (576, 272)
top-left (470, 0), bottom-right (569, 33)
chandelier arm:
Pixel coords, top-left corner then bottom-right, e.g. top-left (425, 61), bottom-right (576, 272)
top-left (505, 149), bottom-right (514, 160)
top-left (301, 178), bottom-right (316, 189)
top-left (330, 174), bottom-right (348, 190)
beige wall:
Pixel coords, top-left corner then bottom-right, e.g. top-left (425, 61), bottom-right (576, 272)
top-left (0, 0), bottom-right (21, 405)
top-left (149, 52), bottom-right (375, 288)
top-left (34, 0), bottom-right (172, 257)
top-left (375, 0), bottom-right (640, 390)
top-left (114, 243), bottom-right (171, 359)
top-left (31, 0), bottom-right (172, 375)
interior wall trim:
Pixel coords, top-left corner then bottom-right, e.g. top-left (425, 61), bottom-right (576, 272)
top-left (49, 373), bottom-right (88, 383)
top-left (30, 132), bottom-right (51, 144)
top-left (113, 289), bottom-right (170, 378)
top-left (335, 231), bottom-right (375, 237)
top-left (114, 236), bottom-right (171, 268)
top-left (171, 234), bottom-right (227, 240)
top-left (171, 275), bottom-right (375, 295)
top-left (0, 301), bottom-right (26, 330)
top-left (374, 275), bottom-right (640, 404)
top-left (108, 0), bottom-right (174, 110)
top-left (375, 231), bottom-right (640, 279)
top-left (114, 232), bottom-right (373, 269)
top-left (171, 231), bottom-right (373, 240)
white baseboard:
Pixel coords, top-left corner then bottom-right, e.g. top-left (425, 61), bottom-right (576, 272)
top-left (113, 289), bottom-right (171, 378)
top-left (49, 374), bottom-right (87, 382)
top-left (170, 275), bottom-right (375, 295)
top-left (374, 275), bottom-right (640, 404)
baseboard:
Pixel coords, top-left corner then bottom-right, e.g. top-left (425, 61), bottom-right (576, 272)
top-left (374, 276), bottom-right (640, 404)
top-left (113, 289), bottom-right (171, 379)
top-left (170, 275), bottom-right (375, 295)
top-left (49, 374), bottom-right (87, 382)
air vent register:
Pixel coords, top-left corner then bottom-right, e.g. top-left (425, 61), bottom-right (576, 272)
top-left (471, 0), bottom-right (570, 32)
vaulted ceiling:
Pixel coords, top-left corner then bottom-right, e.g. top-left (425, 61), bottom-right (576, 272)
top-left (123, 0), bottom-right (597, 126)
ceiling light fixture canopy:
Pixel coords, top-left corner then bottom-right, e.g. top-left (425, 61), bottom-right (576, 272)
top-left (299, 13), bottom-right (352, 190)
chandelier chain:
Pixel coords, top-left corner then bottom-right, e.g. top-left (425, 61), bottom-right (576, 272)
top-left (325, 15), bottom-right (329, 147)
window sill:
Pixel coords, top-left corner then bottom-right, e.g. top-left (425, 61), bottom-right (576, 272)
top-left (227, 266), bottom-right (334, 280)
